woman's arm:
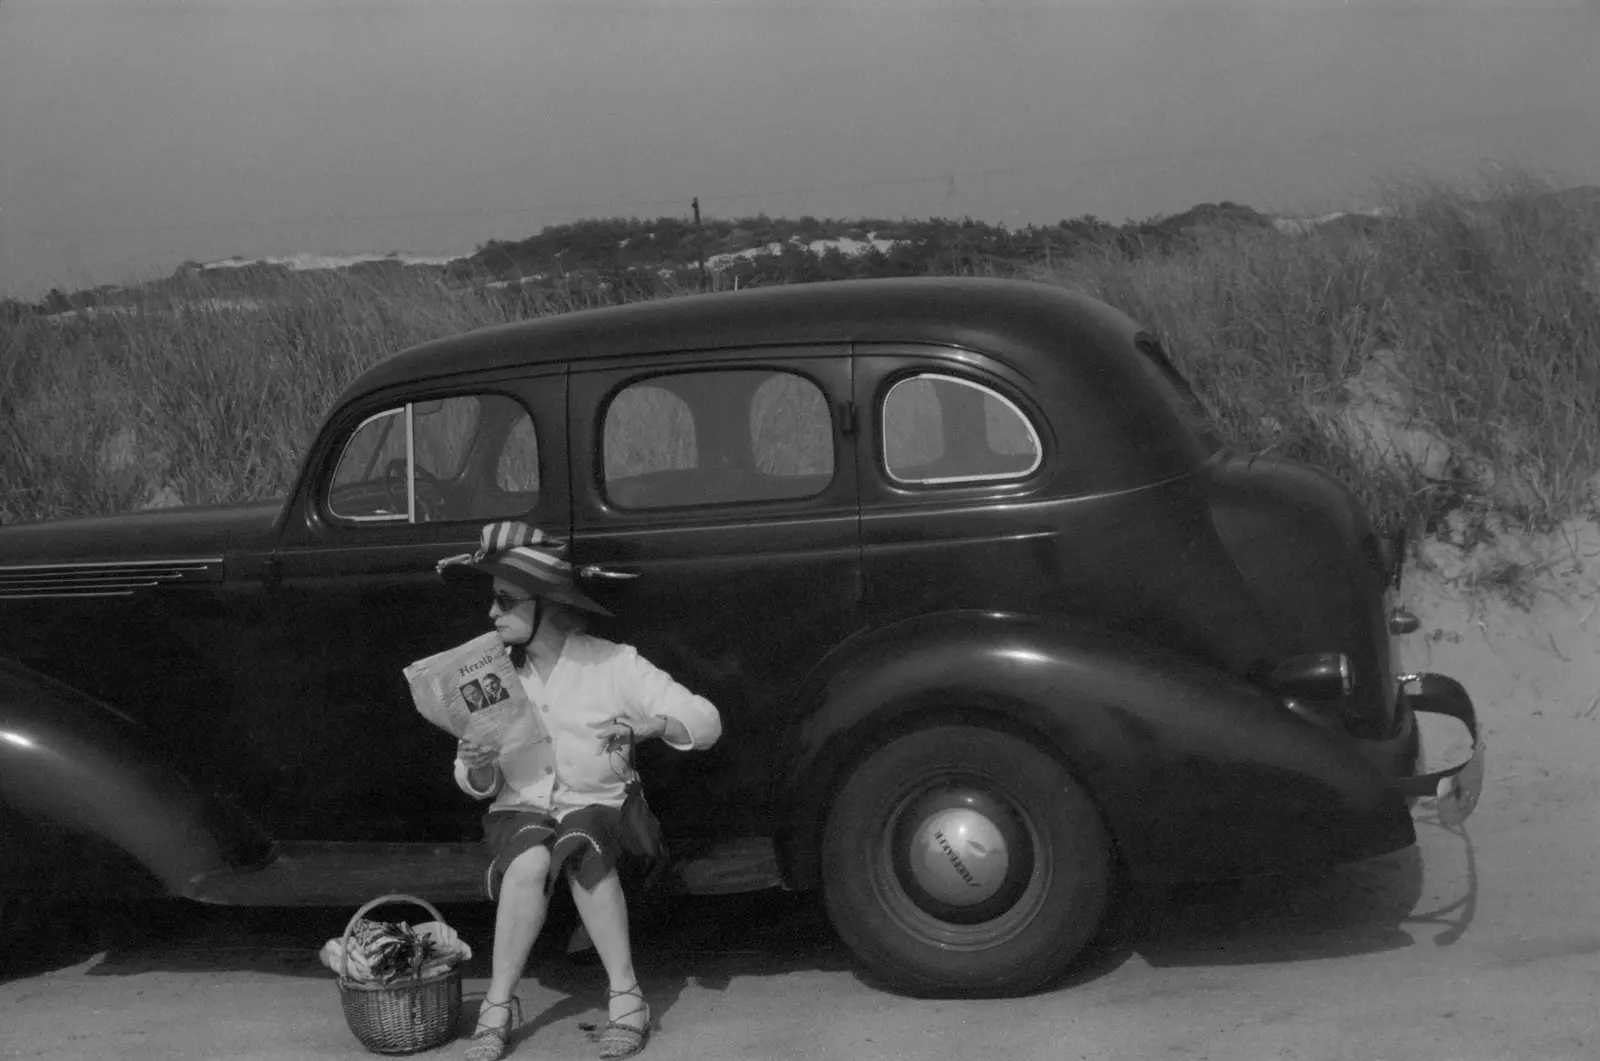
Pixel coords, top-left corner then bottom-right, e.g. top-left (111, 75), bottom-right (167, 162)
top-left (649, 715), bottom-right (694, 746)
top-left (617, 646), bottom-right (722, 751)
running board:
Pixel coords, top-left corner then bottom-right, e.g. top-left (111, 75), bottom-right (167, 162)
top-left (186, 842), bottom-right (492, 906)
top-left (671, 837), bottom-right (788, 895)
top-left (186, 837), bottom-right (786, 907)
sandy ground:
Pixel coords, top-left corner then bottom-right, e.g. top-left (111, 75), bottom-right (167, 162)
top-left (4, 519), bottom-right (1600, 1061)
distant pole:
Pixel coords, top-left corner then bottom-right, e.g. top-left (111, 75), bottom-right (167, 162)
top-left (693, 197), bottom-right (709, 292)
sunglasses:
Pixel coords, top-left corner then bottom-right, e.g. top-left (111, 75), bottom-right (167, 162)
top-left (491, 590), bottom-right (535, 613)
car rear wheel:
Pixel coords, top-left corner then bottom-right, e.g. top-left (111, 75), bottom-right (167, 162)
top-left (821, 724), bottom-right (1111, 997)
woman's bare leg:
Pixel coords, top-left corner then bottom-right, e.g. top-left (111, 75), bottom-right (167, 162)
top-left (568, 869), bottom-right (647, 1030)
top-left (479, 846), bottom-right (553, 1033)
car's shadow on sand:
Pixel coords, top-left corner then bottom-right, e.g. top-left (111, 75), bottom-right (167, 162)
top-left (7, 814), bottom-right (1477, 1012)
top-left (1067, 812), bottom-right (1477, 987)
top-left (53, 885), bottom-right (853, 980)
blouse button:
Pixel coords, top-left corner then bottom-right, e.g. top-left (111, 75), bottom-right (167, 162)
top-left (540, 705), bottom-right (549, 713)
top-left (545, 767), bottom-right (553, 775)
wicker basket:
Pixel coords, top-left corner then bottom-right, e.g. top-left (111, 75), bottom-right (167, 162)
top-left (335, 894), bottom-right (465, 1055)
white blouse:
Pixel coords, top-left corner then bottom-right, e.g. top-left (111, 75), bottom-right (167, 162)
top-left (453, 632), bottom-right (722, 819)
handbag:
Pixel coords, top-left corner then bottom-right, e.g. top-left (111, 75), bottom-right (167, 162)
top-left (617, 725), bottom-right (669, 868)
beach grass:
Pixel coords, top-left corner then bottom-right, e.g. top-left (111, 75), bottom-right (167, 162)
top-left (1035, 171), bottom-right (1600, 537)
top-left (3, 173), bottom-right (1597, 536)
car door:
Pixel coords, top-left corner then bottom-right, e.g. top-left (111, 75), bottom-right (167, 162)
top-left (854, 346), bottom-right (1064, 626)
top-left (224, 367), bottom-right (569, 843)
top-left (856, 344), bottom-right (1292, 676)
top-left (566, 349), bottom-right (860, 843)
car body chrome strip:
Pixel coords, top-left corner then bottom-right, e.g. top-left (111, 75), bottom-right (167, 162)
top-left (0, 557), bottom-right (224, 599)
top-left (0, 557), bottom-right (223, 572)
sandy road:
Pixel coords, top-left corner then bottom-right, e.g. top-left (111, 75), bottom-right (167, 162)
top-left (3, 757), bottom-right (1593, 1061)
top-left (6, 553), bottom-right (1600, 1061)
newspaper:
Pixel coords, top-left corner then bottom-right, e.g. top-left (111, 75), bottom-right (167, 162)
top-left (403, 631), bottom-right (537, 751)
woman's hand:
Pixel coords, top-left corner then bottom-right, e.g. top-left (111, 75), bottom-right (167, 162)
top-left (457, 738), bottom-right (498, 770)
top-left (590, 715), bottom-right (668, 751)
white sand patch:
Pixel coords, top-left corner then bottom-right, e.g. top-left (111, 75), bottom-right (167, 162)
top-left (704, 234), bottom-right (903, 272)
top-left (1317, 346), bottom-right (1594, 515)
top-left (138, 484), bottom-right (186, 511)
top-left (801, 236), bottom-right (901, 257)
top-left (198, 252), bottom-right (464, 272)
top-left (1272, 207), bottom-right (1393, 235)
top-left (1320, 347), bottom-right (1454, 480)
top-left (1398, 514), bottom-right (1600, 828)
top-left (704, 241), bottom-right (789, 270)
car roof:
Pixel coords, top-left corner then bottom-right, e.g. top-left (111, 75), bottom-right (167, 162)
top-left (337, 277), bottom-right (1146, 405)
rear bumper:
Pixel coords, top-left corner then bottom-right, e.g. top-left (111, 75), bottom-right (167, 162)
top-left (1357, 673), bottom-right (1485, 827)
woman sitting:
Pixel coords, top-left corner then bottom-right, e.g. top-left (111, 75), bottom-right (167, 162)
top-left (439, 521), bottom-right (722, 1061)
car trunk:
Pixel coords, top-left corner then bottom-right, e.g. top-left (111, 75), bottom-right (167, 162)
top-left (1202, 454), bottom-right (1399, 740)
top-left (1122, 335), bottom-right (1398, 741)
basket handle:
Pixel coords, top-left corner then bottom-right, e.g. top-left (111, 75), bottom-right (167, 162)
top-left (339, 892), bottom-right (448, 982)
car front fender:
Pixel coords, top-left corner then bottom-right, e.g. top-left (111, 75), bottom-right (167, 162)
top-left (777, 612), bottom-right (1415, 889)
top-left (0, 657), bottom-right (274, 896)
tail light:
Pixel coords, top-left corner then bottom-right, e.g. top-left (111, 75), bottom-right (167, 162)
top-left (1266, 651), bottom-right (1353, 701)
top-left (1388, 606), bottom-right (1419, 634)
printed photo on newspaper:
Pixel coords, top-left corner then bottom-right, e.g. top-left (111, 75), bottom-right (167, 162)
top-left (403, 631), bottom-right (539, 751)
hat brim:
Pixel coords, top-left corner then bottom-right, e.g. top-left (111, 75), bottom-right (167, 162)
top-left (440, 557), bottom-right (614, 617)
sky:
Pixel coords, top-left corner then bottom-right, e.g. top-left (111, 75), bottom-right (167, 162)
top-left (2, 0), bottom-right (1599, 298)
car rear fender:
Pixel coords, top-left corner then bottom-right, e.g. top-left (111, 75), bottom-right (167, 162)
top-left (0, 657), bottom-right (274, 895)
top-left (1204, 453), bottom-right (1399, 738)
top-left (777, 611), bottom-right (1415, 888)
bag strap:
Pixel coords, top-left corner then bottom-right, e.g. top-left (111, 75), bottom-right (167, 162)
top-left (606, 721), bottom-right (642, 786)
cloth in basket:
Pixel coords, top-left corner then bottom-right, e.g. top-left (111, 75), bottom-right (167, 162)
top-left (321, 918), bottom-right (471, 984)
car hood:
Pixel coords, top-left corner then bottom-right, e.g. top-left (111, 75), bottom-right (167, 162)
top-left (0, 500), bottom-right (285, 566)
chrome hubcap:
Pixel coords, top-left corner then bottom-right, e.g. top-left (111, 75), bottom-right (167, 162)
top-left (890, 785), bottom-right (1034, 926)
top-left (908, 807), bottom-right (1011, 906)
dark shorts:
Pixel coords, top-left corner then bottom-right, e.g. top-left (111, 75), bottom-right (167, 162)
top-left (482, 805), bottom-right (626, 902)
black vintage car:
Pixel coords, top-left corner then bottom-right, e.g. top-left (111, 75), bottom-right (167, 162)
top-left (0, 277), bottom-right (1482, 996)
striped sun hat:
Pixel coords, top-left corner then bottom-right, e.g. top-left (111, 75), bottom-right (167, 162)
top-left (435, 521), bottom-right (613, 616)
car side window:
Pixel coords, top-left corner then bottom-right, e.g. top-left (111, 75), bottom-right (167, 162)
top-left (495, 417), bottom-right (542, 493)
top-left (604, 384), bottom-right (698, 481)
top-left (413, 396), bottom-right (481, 482)
top-left (882, 373), bottom-right (1041, 485)
top-left (326, 393), bottom-right (540, 524)
top-left (602, 369), bottom-right (834, 509)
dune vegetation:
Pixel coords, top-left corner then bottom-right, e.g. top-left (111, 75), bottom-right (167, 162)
top-left (2, 172), bottom-right (1597, 540)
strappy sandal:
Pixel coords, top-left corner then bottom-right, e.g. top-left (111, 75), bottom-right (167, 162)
top-left (586, 984), bottom-right (651, 1060)
top-left (464, 996), bottom-right (522, 1061)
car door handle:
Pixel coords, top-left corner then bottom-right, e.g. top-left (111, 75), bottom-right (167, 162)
top-left (579, 565), bottom-right (641, 581)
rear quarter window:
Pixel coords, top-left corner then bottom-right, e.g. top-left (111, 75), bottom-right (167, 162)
top-left (881, 374), bottom-right (1042, 485)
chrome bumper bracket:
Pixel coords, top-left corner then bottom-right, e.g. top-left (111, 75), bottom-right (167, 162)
top-left (1392, 672), bottom-right (1485, 827)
